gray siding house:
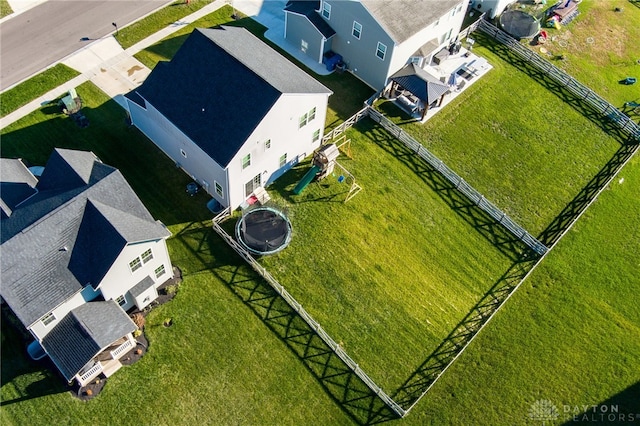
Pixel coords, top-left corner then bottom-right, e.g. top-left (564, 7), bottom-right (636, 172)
top-left (125, 26), bottom-right (332, 210)
top-left (284, 0), bottom-right (467, 89)
top-left (0, 149), bottom-right (173, 386)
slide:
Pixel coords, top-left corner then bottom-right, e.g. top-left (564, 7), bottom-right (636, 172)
top-left (293, 165), bottom-right (321, 195)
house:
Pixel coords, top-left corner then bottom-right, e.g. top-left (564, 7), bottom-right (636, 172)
top-left (124, 26), bottom-right (333, 210)
top-left (471, 0), bottom-right (516, 19)
top-left (0, 149), bottom-right (173, 386)
top-left (283, 0), bottom-right (468, 90)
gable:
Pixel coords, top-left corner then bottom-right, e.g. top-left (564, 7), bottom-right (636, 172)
top-left (128, 27), bottom-right (331, 168)
top-left (0, 158), bottom-right (38, 218)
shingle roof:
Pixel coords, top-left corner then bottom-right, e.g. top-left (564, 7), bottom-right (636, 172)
top-left (390, 63), bottom-right (450, 104)
top-left (0, 149), bottom-right (170, 327)
top-left (127, 26), bottom-right (331, 167)
top-left (361, 0), bottom-right (461, 44)
top-left (285, 1), bottom-right (336, 39)
top-left (0, 158), bottom-right (38, 218)
top-left (41, 301), bottom-right (137, 382)
top-left (130, 275), bottom-right (154, 298)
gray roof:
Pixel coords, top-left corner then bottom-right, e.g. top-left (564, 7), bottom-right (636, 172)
top-left (130, 275), bottom-right (154, 298)
top-left (285, 1), bottom-right (336, 39)
top-left (0, 148), bottom-right (170, 327)
top-left (361, 0), bottom-right (461, 43)
top-left (127, 26), bottom-right (331, 167)
top-left (390, 63), bottom-right (450, 104)
top-left (41, 301), bottom-right (137, 381)
top-left (0, 158), bottom-right (38, 218)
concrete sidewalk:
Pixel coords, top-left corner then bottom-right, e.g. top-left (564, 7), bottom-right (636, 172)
top-left (1, 0), bottom-right (225, 129)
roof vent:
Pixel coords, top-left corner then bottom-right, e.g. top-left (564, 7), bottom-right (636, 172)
top-left (59, 246), bottom-right (68, 252)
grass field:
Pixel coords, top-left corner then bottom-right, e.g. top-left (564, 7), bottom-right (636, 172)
top-left (520, 0), bottom-right (640, 109)
top-left (114, 0), bottom-right (214, 49)
top-left (377, 37), bottom-right (621, 236)
top-left (234, 118), bottom-right (516, 392)
top-left (0, 64), bottom-right (79, 117)
top-left (1, 2), bottom-right (638, 424)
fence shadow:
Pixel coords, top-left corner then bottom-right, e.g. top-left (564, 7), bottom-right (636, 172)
top-left (176, 222), bottom-right (398, 425)
top-left (359, 119), bottom-right (531, 262)
top-left (538, 142), bottom-right (639, 247)
top-left (472, 31), bottom-right (637, 146)
top-left (392, 251), bottom-right (539, 410)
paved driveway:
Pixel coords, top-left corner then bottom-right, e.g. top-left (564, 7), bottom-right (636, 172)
top-left (0, 0), bottom-right (172, 90)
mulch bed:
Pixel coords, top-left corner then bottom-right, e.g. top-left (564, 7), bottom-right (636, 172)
top-left (71, 267), bottom-right (182, 401)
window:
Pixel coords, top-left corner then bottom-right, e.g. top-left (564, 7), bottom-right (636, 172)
top-left (215, 181), bottom-right (223, 197)
top-left (245, 174), bottom-right (261, 197)
top-left (115, 295), bottom-right (127, 306)
top-left (308, 107), bottom-right (316, 122)
top-left (180, 149), bottom-right (187, 158)
top-left (352, 21), bottom-right (362, 39)
top-left (242, 153), bottom-right (251, 169)
top-left (41, 312), bottom-right (56, 326)
top-left (129, 257), bottom-right (142, 273)
top-left (443, 28), bottom-right (453, 43)
top-left (376, 42), bottom-right (387, 60)
top-left (155, 264), bottom-right (166, 278)
top-left (312, 129), bottom-right (320, 142)
top-left (301, 39), bottom-right (308, 53)
top-left (141, 248), bottom-right (153, 264)
top-left (279, 153), bottom-right (287, 167)
top-left (265, 139), bottom-right (271, 150)
top-left (321, 1), bottom-right (331, 19)
top-left (299, 113), bottom-right (308, 128)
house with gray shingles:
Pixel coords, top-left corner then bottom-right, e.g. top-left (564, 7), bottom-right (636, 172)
top-left (284, 0), bottom-right (468, 90)
top-left (125, 26), bottom-right (332, 210)
top-left (0, 149), bottom-right (173, 386)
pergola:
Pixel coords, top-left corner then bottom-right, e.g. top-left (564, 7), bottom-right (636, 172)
top-left (387, 63), bottom-right (450, 120)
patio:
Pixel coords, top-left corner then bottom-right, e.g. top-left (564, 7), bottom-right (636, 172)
top-left (384, 47), bottom-right (493, 123)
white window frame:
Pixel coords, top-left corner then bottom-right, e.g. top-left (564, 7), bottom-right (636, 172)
top-left (141, 248), bottom-right (153, 264)
top-left (352, 21), bottom-right (362, 39)
top-left (155, 264), bottom-right (166, 278)
top-left (129, 257), bottom-right (142, 273)
top-left (376, 42), bottom-right (387, 60)
top-left (265, 139), bottom-right (271, 150)
top-left (215, 181), bottom-right (224, 197)
top-left (308, 107), bottom-right (316, 122)
top-left (242, 153), bottom-right (251, 169)
top-left (41, 312), bottom-right (56, 326)
top-left (321, 1), bottom-right (331, 19)
top-left (312, 129), bottom-right (320, 142)
top-left (115, 295), bottom-right (127, 306)
top-left (279, 153), bottom-right (287, 168)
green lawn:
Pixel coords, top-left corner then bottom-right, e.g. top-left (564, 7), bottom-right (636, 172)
top-left (114, 0), bottom-right (214, 49)
top-left (0, 0), bottom-right (12, 18)
top-left (376, 38), bottom-right (620, 236)
top-left (521, 0), bottom-right (640, 109)
top-left (231, 118), bottom-right (515, 391)
top-left (0, 64), bottom-right (79, 117)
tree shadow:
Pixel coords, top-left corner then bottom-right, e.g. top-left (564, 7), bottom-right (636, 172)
top-left (175, 223), bottom-right (399, 424)
top-left (357, 118), bottom-right (532, 262)
top-left (560, 381), bottom-right (640, 424)
top-left (392, 250), bottom-right (539, 410)
top-left (472, 31), bottom-right (639, 145)
top-left (0, 311), bottom-right (69, 406)
top-left (538, 142), bottom-right (639, 247)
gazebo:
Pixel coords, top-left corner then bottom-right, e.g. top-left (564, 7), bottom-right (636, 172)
top-left (386, 63), bottom-right (450, 120)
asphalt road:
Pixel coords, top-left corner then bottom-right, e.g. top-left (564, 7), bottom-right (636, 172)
top-left (0, 0), bottom-right (172, 90)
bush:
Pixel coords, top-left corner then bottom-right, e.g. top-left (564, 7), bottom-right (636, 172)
top-left (163, 284), bottom-right (177, 296)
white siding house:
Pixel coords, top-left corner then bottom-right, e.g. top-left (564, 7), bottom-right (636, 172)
top-left (284, 0), bottom-right (468, 90)
top-left (125, 26), bottom-right (332, 210)
top-left (0, 149), bottom-right (174, 385)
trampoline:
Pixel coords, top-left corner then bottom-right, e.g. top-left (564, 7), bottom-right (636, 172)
top-left (235, 207), bottom-right (292, 255)
top-left (500, 10), bottom-right (541, 40)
